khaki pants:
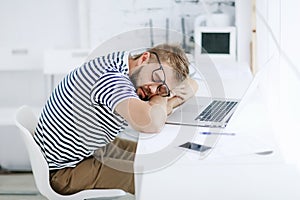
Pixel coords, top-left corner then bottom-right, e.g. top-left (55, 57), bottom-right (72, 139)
top-left (50, 137), bottom-right (137, 195)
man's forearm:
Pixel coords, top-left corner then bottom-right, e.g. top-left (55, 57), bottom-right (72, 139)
top-left (147, 95), bottom-right (168, 132)
top-left (115, 96), bottom-right (167, 133)
top-left (167, 96), bottom-right (184, 115)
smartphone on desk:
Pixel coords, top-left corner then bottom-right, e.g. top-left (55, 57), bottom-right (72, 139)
top-left (179, 142), bottom-right (211, 153)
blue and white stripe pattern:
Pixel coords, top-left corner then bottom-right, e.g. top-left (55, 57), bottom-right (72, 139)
top-left (34, 51), bottom-right (139, 170)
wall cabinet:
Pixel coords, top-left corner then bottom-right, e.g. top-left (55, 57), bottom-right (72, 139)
top-left (0, 48), bottom-right (41, 70)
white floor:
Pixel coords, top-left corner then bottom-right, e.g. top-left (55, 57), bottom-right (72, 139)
top-left (0, 173), bottom-right (46, 200)
top-left (0, 173), bottom-right (134, 200)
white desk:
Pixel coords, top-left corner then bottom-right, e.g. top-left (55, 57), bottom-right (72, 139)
top-left (134, 63), bottom-right (300, 199)
top-left (135, 164), bottom-right (300, 200)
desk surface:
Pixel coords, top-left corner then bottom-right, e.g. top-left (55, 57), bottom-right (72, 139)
top-left (134, 62), bottom-right (300, 199)
top-left (135, 164), bottom-right (300, 200)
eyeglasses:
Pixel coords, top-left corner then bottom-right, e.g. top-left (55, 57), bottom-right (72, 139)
top-left (149, 51), bottom-right (171, 97)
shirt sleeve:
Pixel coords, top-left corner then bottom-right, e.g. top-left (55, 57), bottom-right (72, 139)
top-left (90, 72), bottom-right (139, 111)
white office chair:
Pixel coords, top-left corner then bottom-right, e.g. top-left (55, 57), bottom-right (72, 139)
top-left (15, 105), bottom-right (126, 200)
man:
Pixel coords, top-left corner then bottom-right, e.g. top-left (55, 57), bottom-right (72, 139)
top-left (34, 43), bottom-right (198, 195)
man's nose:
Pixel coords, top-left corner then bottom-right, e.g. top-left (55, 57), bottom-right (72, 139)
top-left (148, 84), bottom-right (159, 94)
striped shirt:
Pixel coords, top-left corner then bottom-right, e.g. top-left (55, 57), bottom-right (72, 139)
top-left (34, 51), bottom-right (139, 170)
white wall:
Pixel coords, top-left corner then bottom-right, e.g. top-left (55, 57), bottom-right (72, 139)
top-left (0, 0), bottom-right (79, 48)
top-left (0, 0), bottom-right (80, 107)
top-left (256, 0), bottom-right (300, 169)
top-left (89, 0), bottom-right (201, 51)
top-left (279, 0), bottom-right (300, 168)
top-left (0, 0), bottom-right (80, 70)
top-left (235, 0), bottom-right (251, 63)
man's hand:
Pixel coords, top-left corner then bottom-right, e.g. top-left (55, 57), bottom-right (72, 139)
top-left (172, 78), bottom-right (198, 102)
top-left (167, 78), bottom-right (198, 115)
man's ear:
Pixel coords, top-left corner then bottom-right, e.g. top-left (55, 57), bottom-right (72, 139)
top-left (137, 52), bottom-right (151, 65)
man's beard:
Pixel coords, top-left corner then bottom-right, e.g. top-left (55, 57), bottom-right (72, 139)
top-left (129, 66), bottom-right (149, 101)
top-left (129, 68), bottom-right (140, 90)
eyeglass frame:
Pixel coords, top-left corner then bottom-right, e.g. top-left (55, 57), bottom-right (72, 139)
top-left (148, 51), bottom-right (171, 97)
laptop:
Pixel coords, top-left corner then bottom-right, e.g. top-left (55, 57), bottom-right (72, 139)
top-left (166, 68), bottom-right (262, 128)
top-left (166, 96), bottom-right (240, 128)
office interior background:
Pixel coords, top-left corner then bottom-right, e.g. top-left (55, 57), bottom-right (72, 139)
top-left (0, 0), bottom-right (299, 180)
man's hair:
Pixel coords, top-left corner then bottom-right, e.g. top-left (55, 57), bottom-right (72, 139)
top-left (132, 44), bottom-right (190, 82)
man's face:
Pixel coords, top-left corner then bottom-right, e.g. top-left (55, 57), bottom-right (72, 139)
top-left (129, 63), bottom-right (178, 101)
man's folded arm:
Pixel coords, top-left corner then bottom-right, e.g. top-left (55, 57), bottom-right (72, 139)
top-left (167, 77), bottom-right (199, 115)
top-left (115, 95), bottom-right (168, 133)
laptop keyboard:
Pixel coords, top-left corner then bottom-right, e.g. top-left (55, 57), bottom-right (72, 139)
top-left (195, 100), bottom-right (238, 122)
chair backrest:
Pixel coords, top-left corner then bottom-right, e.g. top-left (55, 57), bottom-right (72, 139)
top-left (15, 106), bottom-right (53, 197)
top-left (15, 105), bottom-right (126, 200)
